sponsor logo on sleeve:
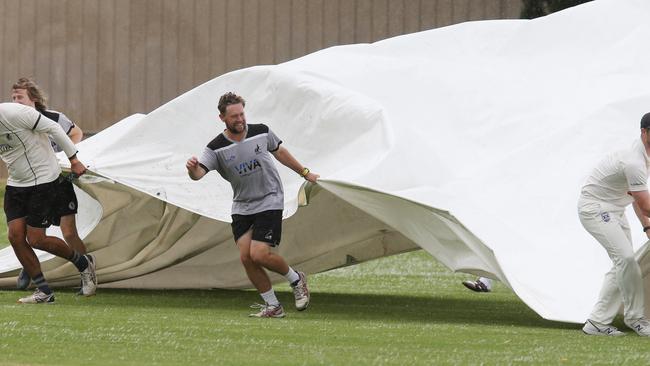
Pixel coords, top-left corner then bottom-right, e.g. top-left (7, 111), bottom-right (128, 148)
top-left (601, 212), bottom-right (610, 223)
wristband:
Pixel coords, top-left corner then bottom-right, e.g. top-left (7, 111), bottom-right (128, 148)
top-left (299, 167), bottom-right (310, 177)
top-left (644, 226), bottom-right (650, 233)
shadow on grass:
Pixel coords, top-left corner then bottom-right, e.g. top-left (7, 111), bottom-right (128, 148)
top-left (57, 287), bottom-right (575, 331)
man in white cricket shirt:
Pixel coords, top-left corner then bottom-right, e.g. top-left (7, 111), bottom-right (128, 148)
top-left (11, 77), bottom-right (90, 292)
top-left (0, 102), bottom-right (95, 304)
top-left (579, 112), bottom-right (650, 337)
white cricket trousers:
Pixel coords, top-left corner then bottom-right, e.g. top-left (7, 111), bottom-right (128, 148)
top-left (578, 197), bottom-right (645, 324)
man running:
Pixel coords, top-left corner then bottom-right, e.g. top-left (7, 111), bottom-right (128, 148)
top-left (11, 77), bottom-right (89, 291)
top-left (579, 112), bottom-right (650, 336)
top-left (186, 92), bottom-right (318, 317)
top-left (0, 102), bottom-right (96, 303)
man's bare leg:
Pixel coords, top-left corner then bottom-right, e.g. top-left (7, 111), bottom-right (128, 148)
top-left (237, 230), bottom-right (272, 293)
top-left (8, 219), bottom-right (42, 278)
top-left (249, 241), bottom-right (289, 275)
top-left (17, 214), bottom-right (90, 288)
top-left (8, 218), bottom-right (55, 302)
top-left (237, 230), bottom-right (285, 317)
top-left (26, 227), bottom-right (75, 259)
top-left (60, 214), bottom-right (87, 254)
top-left (249, 239), bottom-right (310, 311)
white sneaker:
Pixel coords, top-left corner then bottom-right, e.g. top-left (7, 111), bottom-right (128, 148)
top-left (18, 289), bottom-right (55, 304)
top-left (249, 303), bottom-right (285, 318)
top-left (80, 254), bottom-right (97, 296)
top-left (582, 319), bottom-right (625, 336)
top-left (292, 271), bottom-right (310, 311)
top-left (625, 317), bottom-right (650, 337)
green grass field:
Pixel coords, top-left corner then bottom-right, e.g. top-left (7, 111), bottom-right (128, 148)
top-left (0, 184), bottom-right (649, 365)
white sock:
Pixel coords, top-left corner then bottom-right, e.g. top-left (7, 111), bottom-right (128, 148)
top-left (260, 289), bottom-right (280, 306)
top-left (478, 277), bottom-right (492, 291)
top-left (284, 267), bottom-right (300, 285)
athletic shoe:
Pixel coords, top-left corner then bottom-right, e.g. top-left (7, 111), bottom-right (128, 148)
top-left (16, 268), bottom-right (31, 290)
top-left (625, 317), bottom-right (650, 337)
top-left (291, 271), bottom-right (310, 311)
top-left (17, 289), bottom-right (55, 304)
top-left (249, 303), bottom-right (285, 318)
top-left (462, 278), bottom-right (491, 292)
top-left (80, 254), bottom-right (97, 297)
top-left (582, 319), bottom-right (625, 336)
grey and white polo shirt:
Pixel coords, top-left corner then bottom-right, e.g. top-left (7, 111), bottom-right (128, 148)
top-left (199, 123), bottom-right (284, 215)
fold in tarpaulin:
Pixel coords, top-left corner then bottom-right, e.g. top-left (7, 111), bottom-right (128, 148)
top-left (1, 0), bottom-right (650, 323)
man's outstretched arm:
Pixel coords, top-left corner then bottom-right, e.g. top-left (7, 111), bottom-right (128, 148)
top-left (272, 146), bottom-right (319, 183)
top-left (186, 156), bottom-right (208, 180)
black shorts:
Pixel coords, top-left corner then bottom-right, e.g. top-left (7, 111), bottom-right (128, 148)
top-left (51, 176), bottom-right (78, 226)
top-left (4, 179), bottom-right (59, 228)
top-left (231, 209), bottom-right (283, 247)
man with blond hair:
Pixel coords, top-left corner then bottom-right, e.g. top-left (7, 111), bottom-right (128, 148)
top-left (186, 92), bottom-right (318, 318)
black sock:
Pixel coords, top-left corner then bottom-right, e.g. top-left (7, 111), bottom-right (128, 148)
top-left (32, 273), bottom-right (52, 295)
top-left (69, 252), bottom-right (88, 272)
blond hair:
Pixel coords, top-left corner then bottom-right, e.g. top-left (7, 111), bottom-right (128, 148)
top-left (12, 77), bottom-right (48, 112)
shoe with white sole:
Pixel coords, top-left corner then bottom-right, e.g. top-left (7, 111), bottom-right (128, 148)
top-left (625, 317), bottom-right (650, 337)
top-left (462, 278), bottom-right (491, 292)
top-left (582, 319), bottom-right (625, 336)
top-left (291, 271), bottom-right (310, 311)
top-left (80, 254), bottom-right (97, 297)
top-left (249, 303), bottom-right (285, 318)
top-left (18, 289), bottom-right (55, 304)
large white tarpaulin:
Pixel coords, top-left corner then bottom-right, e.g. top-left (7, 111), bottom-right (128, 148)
top-left (1, 0), bottom-right (650, 323)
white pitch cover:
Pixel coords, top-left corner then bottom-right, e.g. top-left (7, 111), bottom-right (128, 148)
top-left (1, 0), bottom-right (649, 324)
